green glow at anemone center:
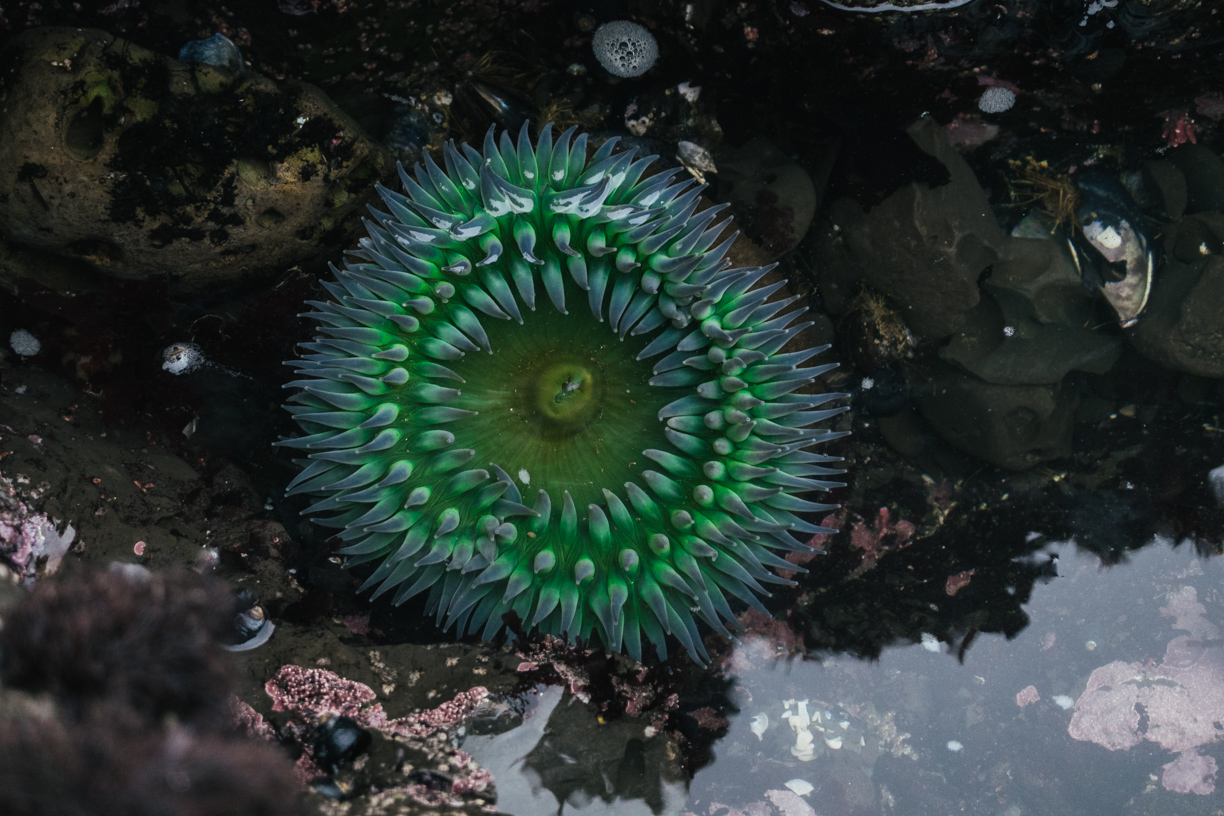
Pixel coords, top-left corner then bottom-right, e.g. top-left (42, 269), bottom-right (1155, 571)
top-left (281, 122), bottom-right (850, 664)
top-left (449, 279), bottom-right (668, 506)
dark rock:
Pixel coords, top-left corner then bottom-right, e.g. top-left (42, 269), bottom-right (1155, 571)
top-left (178, 33), bottom-right (244, 73)
top-left (941, 289), bottom-right (1121, 385)
top-left (1167, 145), bottom-right (1224, 215)
top-left (824, 117), bottom-right (1007, 339)
top-left (1129, 256), bottom-right (1224, 378)
top-left (857, 365), bottom-right (910, 417)
top-left (989, 235), bottom-right (1094, 327)
top-left (840, 288), bottom-right (917, 369)
top-left (876, 409), bottom-right (933, 459)
top-left (1164, 212), bottom-right (1224, 265)
top-left (719, 137), bottom-right (816, 260)
top-left (0, 27), bottom-right (391, 295)
top-left (916, 365), bottom-right (1077, 470)
top-left (1142, 159), bottom-right (1187, 221)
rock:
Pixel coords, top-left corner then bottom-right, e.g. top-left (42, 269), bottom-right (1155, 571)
top-left (876, 409), bottom-right (931, 458)
top-left (719, 137), bottom-right (817, 260)
top-left (1142, 159), bottom-right (1187, 221)
top-left (0, 27), bottom-right (392, 295)
top-left (177, 33), bottom-right (244, 73)
top-left (765, 788), bottom-right (818, 816)
top-left (992, 235), bottom-right (1095, 326)
top-left (0, 366), bottom-right (305, 608)
top-left (825, 117), bottom-right (1007, 339)
top-left (1163, 212), bottom-right (1224, 264)
top-left (940, 288), bottom-right (1121, 385)
top-left (1167, 144), bottom-right (1224, 215)
top-left (916, 365), bottom-right (1076, 470)
top-left (1130, 255), bottom-right (1224, 377)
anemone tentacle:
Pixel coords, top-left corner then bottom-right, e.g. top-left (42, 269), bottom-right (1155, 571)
top-left (282, 122), bottom-right (849, 663)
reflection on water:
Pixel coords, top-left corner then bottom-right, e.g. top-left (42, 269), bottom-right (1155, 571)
top-left (688, 538), bottom-right (1223, 816)
top-left (464, 684), bottom-right (689, 815)
top-left (466, 539), bottom-right (1223, 815)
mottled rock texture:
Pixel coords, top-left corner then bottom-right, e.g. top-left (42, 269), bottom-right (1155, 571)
top-left (0, 27), bottom-right (391, 295)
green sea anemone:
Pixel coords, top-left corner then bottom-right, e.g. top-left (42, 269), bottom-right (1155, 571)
top-left (281, 123), bottom-right (847, 662)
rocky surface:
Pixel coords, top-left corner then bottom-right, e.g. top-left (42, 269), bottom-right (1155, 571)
top-left (0, 27), bottom-right (391, 296)
top-left (915, 366), bottom-right (1077, 471)
top-left (1130, 256), bottom-right (1224, 378)
top-left (0, 359), bottom-right (692, 815)
top-left (1, 1), bottom-right (1224, 814)
top-left (822, 117), bottom-right (1006, 341)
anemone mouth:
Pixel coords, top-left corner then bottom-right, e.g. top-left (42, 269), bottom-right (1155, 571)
top-left (281, 122), bottom-right (850, 663)
top-left (449, 276), bottom-right (671, 506)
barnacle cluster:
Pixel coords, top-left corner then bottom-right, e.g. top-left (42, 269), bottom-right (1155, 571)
top-left (281, 123), bottom-right (847, 662)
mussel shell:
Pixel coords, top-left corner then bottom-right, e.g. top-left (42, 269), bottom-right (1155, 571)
top-left (313, 715), bottom-right (372, 774)
top-left (221, 590), bottom-right (276, 652)
top-left (1068, 170), bottom-right (1156, 327)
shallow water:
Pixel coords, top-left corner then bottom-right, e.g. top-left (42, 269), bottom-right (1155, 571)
top-left (465, 537), bottom-right (1224, 815)
top-left (3, 2), bottom-right (1224, 815)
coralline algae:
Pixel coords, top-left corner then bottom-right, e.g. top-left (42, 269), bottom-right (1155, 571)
top-left (1068, 585), bottom-right (1223, 795)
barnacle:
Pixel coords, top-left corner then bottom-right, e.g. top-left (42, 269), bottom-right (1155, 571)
top-left (281, 123), bottom-right (848, 662)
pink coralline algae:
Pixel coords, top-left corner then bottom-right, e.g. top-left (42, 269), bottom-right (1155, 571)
top-left (945, 568), bottom-right (975, 596)
top-left (945, 115), bottom-right (1001, 150)
top-left (1194, 92), bottom-right (1224, 122)
top-left (1162, 749), bottom-right (1218, 796)
top-left (516, 635), bottom-right (596, 703)
top-left (262, 665), bottom-right (492, 798)
top-left (781, 511), bottom-right (841, 577)
top-left (265, 665), bottom-right (377, 721)
top-left (1067, 586), bottom-right (1224, 795)
top-left (228, 697), bottom-right (277, 741)
top-left (265, 664), bottom-right (488, 740)
top-left (850, 507), bottom-right (915, 575)
top-left (0, 473), bottom-right (75, 583)
top-left (1159, 109), bottom-right (1198, 149)
top-left (764, 788), bottom-right (818, 816)
top-left (735, 607), bottom-right (806, 657)
top-left (341, 613), bottom-right (371, 636)
top-left (449, 757), bottom-right (493, 795)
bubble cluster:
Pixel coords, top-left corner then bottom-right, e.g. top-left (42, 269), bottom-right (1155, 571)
top-left (592, 21), bottom-right (659, 78)
top-left (978, 87), bottom-right (1016, 114)
top-left (9, 329), bottom-right (40, 358)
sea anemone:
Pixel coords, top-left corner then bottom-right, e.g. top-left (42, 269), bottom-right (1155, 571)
top-left (281, 123), bottom-right (847, 662)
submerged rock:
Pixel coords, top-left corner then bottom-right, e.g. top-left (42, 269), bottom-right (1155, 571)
top-left (824, 117), bottom-right (1007, 339)
top-left (1130, 256), bottom-right (1224, 378)
top-left (719, 137), bottom-right (817, 260)
top-left (940, 286), bottom-right (1121, 386)
top-left (0, 27), bottom-right (391, 295)
top-left (1167, 144), bottom-right (1224, 215)
top-left (915, 366), bottom-right (1076, 470)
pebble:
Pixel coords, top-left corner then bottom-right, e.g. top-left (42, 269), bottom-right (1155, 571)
top-left (785, 779), bottom-right (815, 796)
